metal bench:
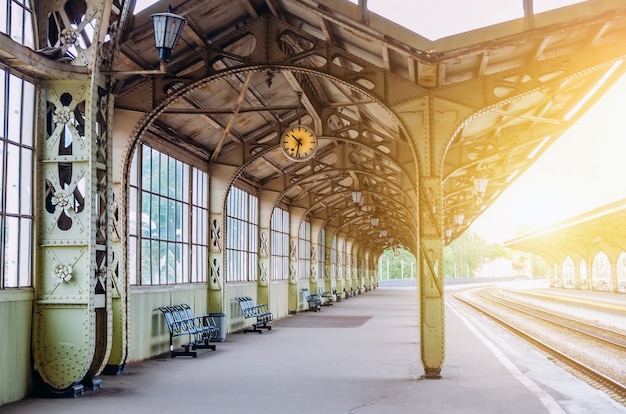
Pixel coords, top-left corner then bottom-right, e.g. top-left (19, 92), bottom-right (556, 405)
top-left (301, 288), bottom-right (321, 312)
top-left (235, 296), bottom-right (273, 333)
top-left (158, 304), bottom-right (219, 357)
top-left (317, 287), bottom-right (334, 306)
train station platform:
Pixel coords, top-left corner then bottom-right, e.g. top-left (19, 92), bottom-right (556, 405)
top-left (3, 287), bottom-right (625, 414)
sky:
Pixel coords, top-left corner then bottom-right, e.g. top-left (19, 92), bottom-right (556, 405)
top-left (136, 0), bottom-right (626, 243)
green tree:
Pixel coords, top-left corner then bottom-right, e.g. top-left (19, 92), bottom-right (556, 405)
top-left (443, 231), bottom-right (512, 278)
top-left (378, 249), bottom-right (416, 280)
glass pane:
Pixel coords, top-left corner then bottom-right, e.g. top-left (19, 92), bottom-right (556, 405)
top-left (191, 206), bottom-right (198, 244)
top-left (10, 4), bottom-right (24, 44)
top-left (4, 216), bottom-right (18, 287)
top-left (151, 149), bottom-right (160, 193)
top-left (159, 241), bottom-right (167, 284)
top-left (159, 196), bottom-right (167, 238)
top-left (150, 193), bottom-right (159, 237)
top-left (0, 0), bottom-right (7, 33)
top-left (141, 191), bottom-right (150, 237)
top-left (166, 241), bottom-right (175, 283)
top-left (200, 209), bottom-right (207, 244)
top-left (129, 187), bottom-right (137, 236)
top-left (181, 163), bottom-right (189, 201)
top-left (7, 75), bottom-right (22, 143)
top-left (20, 147), bottom-right (32, 215)
top-left (141, 146), bottom-right (151, 190)
top-left (21, 80), bottom-right (34, 146)
top-left (0, 142), bottom-right (4, 212)
top-left (129, 236), bottom-right (137, 285)
top-left (159, 152), bottom-right (168, 196)
top-left (191, 245), bottom-right (197, 282)
top-left (18, 217), bottom-right (31, 286)
top-left (5, 143), bottom-right (19, 214)
top-left (141, 239), bottom-right (151, 284)
top-left (23, 10), bottom-right (34, 49)
top-left (168, 157), bottom-right (176, 198)
top-left (0, 69), bottom-right (5, 135)
top-left (151, 241), bottom-right (160, 284)
top-left (130, 148), bottom-right (138, 187)
top-left (191, 169), bottom-right (196, 206)
top-left (179, 202), bottom-right (186, 242)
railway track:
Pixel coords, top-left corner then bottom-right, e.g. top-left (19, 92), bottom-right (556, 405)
top-left (452, 287), bottom-right (626, 405)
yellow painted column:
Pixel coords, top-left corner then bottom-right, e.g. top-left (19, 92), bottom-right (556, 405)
top-left (419, 177), bottom-right (445, 378)
top-left (288, 207), bottom-right (306, 312)
top-left (208, 166), bottom-right (237, 314)
top-left (324, 227), bottom-right (336, 295)
top-left (258, 190), bottom-right (280, 306)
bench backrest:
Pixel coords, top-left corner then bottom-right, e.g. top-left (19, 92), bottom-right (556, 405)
top-left (235, 296), bottom-right (258, 316)
top-left (159, 304), bottom-right (200, 334)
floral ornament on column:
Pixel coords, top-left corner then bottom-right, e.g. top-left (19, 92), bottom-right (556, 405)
top-left (60, 28), bottom-right (79, 51)
top-left (53, 105), bottom-right (73, 125)
top-left (289, 264), bottom-right (296, 283)
top-left (51, 190), bottom-right (72, 211)
top-left (53, 262), bottom-right (73, 282)
top-left (259, 262), bottom-right (268, 284)
top-left (260, 232), bottom-right (268, 257)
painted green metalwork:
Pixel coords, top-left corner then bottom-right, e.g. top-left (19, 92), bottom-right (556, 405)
top-left (33, 0), bottom-right (114, 392)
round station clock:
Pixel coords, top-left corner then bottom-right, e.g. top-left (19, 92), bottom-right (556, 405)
top-left (280, 124), bottom-right (318, 162)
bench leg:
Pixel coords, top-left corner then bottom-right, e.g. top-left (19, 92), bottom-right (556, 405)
top-left (243, 324), bottom-right (264, 334)
top-left (243, 322), bottom-right (272, 333)
top-left (193, 337), bottom-right (217, 351)
top-left (171, 343), bottom-right (197, 358)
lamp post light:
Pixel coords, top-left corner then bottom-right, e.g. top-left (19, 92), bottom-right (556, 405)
top-left (454, 212), bottom-right (464, 229)
top-left (351, 191), bottom-right (363, 206)
top-left (151, 7), bottom-right (187, 62)
top-left (104, 6), bottom-right (186, 77)
top-left (473, 177), bottom-right (488, 204)
top-left (370, 217), bottom-right (379, 227)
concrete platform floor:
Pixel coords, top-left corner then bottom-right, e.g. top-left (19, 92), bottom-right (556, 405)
top-left (3, 287), bottom-right (625, 413)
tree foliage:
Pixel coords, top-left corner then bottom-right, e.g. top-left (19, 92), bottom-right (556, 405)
top-left (443, 231), bottom-right (511, 278)
top-left (377, 230), bottom-right (548, 280)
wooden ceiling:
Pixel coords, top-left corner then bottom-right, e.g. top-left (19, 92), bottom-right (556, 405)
top-left (105, 0), bottom-right (626, 254)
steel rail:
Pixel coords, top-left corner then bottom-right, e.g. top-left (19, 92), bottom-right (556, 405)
top-left (451, 288), bottom-right (626, 403)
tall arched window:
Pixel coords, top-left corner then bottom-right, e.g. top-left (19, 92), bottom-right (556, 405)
top-left (298, 221), bottom-right (310, 279)
top-left (0, 68), bottom-right (35, 288)
top-left (317, 229), bottom-right (325, 280)
top-left (128, 143), bottom-right (208, 285)
top-left (331, 235), bottom-right (337, 279)
top-left (226, 186), bottom-right (258, 282)
top-left (271, 207), bottom-right (289, 281)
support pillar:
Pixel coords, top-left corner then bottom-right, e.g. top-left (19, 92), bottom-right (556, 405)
top-left (34, 78), bottom-right (112, 393)
top-left (419, 177), bottom-right (445, 379)
top-left (208, 166), bottom-right (237, 314)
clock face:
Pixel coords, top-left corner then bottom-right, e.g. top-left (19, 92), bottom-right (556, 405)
top-left (280, 125), bottom-right (318, 161)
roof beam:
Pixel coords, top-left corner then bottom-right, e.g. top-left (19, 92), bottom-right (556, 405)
top-left (211, 72), bottom-right (253, 162)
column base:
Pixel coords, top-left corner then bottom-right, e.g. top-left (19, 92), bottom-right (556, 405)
top-left (423, 368), bottom-right (442, 379)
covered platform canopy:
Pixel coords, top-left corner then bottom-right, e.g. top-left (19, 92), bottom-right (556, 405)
top-left (3, 0), bottom-right (626, 396)
top-left (505, 198), bottom-right (626, 291)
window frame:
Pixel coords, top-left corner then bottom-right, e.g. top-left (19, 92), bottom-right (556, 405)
top-left (0, 67), bottom-right (35, 289)
top-left (128, 143), bottom-right (208, 286)
top-left (271, 207), bottom-right (289, 281)
top-left (225, 186), bottom-right (259, 283)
